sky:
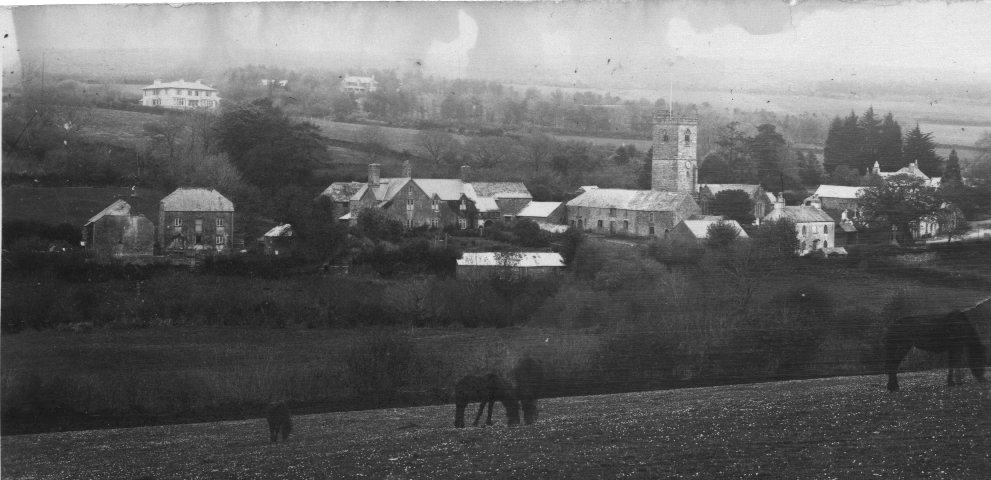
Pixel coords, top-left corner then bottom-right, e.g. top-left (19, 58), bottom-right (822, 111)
top-left (3, 1), bottom-right (991, 90)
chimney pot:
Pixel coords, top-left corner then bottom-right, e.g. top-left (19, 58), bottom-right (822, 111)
top-left (402, 159), bottom-right (412, 178)
top-left (368, 163), bottom-right (381, 187)
top-left (461, 165), bottom-right (472, 183)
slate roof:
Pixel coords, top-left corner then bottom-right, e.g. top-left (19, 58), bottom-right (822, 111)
top-left (471, 182), bottom-right (532, 199)
top-left (516, 202), bottom-right (563, 218)
top-left (142, 80), bottom-right (217, 91)
top-left (474, 197), bottom-right (500, 213)
top-left (814, 185), bottom-right (865, 199)
top-left (320, 182), bottom-right (366, 203)
top-left (415, 179), bottom-right (477, 201)
top-left (457, 252), bottom-right (565, 268)
top-left (566, 189), bottom-right (693, 211)
top-left (264, 224), bottom-right (294, 237)
top-left (764, 206), bottom-right (835, 224)
top-left (680, 219), bottom-right (750, 239)
top-left (85, 199), bottom-right (132, 226)
top-left (160, 188), bottom-right (234, 212)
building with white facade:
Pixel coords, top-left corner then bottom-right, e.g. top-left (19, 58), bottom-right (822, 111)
top-left (141, 79), bottom-right (221, 110)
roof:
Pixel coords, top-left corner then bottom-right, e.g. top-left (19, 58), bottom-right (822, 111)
top-left (764, 206), bottom-right (835, 224)
top-left (457, 252), bottom-right (565, 268)
top-left (471, 182), bottom-right (532, 199)
top-left (680, 219), bottom-right (750, 239)
top-left (264, 224), bottom-right (293, 237)
top-left (142, 80), bottom-right (217, 91)
top-left (700, 184), bottom-right (761, 197)
top-left (415, 179), bottom-right (476, 201)
top-left (516, 201), bottom-right (562, 218)
top-left (160, 188), bottom-right (234, 212)
top-left (320, 182), bottom-right (366, 203)
top-left (85, 199), bottom-right (131, 226)
top-left (814, 185), bottom-right (866, 199)
top-left (536, 222), bottom-right (568, 234)
top-left (475, 197), bottom-right (500, 213)
top-left (566, 189), bottom-right (693, 212)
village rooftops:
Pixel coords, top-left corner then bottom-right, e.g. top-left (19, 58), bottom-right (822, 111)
top-left (764, 205), bottom-right (835, 224)
top-left (142, 79), bottom-right (217, 91)
top-left (457, 252), bottom-right (565, 268)
top-left (566, 188), bottom-right (693, 211)
top-left (160, 188), bottom-right (234, 212)
top-left (814, 185), bottom-right (867, 199)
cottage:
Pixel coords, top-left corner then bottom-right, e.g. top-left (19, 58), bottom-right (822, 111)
top-left (566, 188), bottom-right (700, 237)
top-left (158, 188), bottom-right (235, 254)
top-left (140, 79), bottom-right (220, 110)
top-left (457, 252), bottom-right (565, 279)
top-left (261, 224), bottom-right (294, 256)
top-left (82, 199), bottom-right (155, 259)
top-left (697, 184), bottom-right (773, 221)
top-left (872, 161), bottom-right (941, 188)
top-left (763, 194), bottom-right (836, 255)
top-left (471, 179), bottom-right (534, 222)
top-left (671, 218), bottom-right (749, 245)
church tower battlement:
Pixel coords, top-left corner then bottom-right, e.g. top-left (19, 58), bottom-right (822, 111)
top-left (651, 111), bottom-right (698, 194)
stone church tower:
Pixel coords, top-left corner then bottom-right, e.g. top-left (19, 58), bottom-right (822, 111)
top-left (651, 112), bottom-right (698, 194)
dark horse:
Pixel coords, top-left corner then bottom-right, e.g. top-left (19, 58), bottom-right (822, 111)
top-left (454, 373), bottom-right (520, 428)
top-left (266, 401), bottom-right (293, 443)
top-left (512, 357), bottom-right (545, 425)
top-left (885, 297), bottom-right (989, 391)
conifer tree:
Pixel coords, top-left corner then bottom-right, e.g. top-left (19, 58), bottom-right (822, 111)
top-left (943, 149), bottom-right (962, 186)
top-left (877, 112), bottom-right (903, 171)
top-left (902, 124), bottom-right (942, 177)
top-left (857, 106), bottom-right (881, 173)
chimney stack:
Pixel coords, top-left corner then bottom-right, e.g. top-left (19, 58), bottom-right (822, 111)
top-left (774, 193), bottom-right (786, 211)
top-left (460, 165), bottom-right (472, 183)
top-left (368, 163), bottom-right (381, 187)
top-left (402, 159), bottom-right (412, 178)
top-left (809, 194), bottom-right (822, 210)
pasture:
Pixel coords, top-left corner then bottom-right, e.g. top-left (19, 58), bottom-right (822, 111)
top-left (1, 186), bottom-right (164, 227)
top-left (2, 371), bottom-right (989, 479)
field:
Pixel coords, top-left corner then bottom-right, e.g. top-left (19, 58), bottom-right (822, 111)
top-left (2, 371), bottom-right (989, 479)
top-left (79, 107), bottom-right (162, 148)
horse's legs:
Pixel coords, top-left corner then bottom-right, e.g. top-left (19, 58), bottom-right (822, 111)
top-left (885, 341), bottom-right (912, 392)
top-left (947, 347), bottom-right (962, 387)
top-left (456, 402), bottom-right (467, 428)
top-left (485, 399), bottom-right (495, 426)
top-left (472, 400), bottom-right (488, 426)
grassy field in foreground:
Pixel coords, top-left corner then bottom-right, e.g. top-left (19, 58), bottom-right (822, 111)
top-left (2, 371), bottom-right (988, 479)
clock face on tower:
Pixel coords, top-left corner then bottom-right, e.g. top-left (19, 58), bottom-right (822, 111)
top-left (685, 161), bottom-right (692, 169)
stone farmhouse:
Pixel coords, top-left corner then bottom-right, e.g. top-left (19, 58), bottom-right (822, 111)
top-left (565, 112), bottom-right (702, 238)
top-left (158, 188), bottom-right (235, 254)
top-left (764, 194), bottom-right (838, 255)
top-left (140, 79), bottom-right (220, 110)
top-left (82, 199), bottom-right (155, 259)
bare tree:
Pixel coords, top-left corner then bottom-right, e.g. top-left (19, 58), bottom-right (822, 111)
top-left (521, 133), bottom-right (556, 173)
top-left (143, 113), bottom-right (188, 160)
top-left (355, 125), bottom-right (387, 163)
top-left (416, 130), bottom-right (460, 167)
top-left (465, 136), bottom-right (524, 168)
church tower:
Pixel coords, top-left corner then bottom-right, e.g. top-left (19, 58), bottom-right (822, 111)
top-left (651, 111), bottom-right (698, 194)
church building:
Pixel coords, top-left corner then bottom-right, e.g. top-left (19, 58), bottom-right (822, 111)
top-left (566, 112), bottom-right (702, 237)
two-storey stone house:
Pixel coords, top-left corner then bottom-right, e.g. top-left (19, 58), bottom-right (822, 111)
top-left (158, 188), bottom-right (234, 254)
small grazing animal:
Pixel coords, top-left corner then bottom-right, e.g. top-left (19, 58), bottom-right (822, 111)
top-left (266, 401), bottom-right (292, 443)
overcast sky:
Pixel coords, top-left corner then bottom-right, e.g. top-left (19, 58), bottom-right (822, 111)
top-left (4, 1), bottom-right (991, 88)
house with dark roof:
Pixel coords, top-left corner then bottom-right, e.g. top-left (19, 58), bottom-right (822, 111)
top-left (764, 193), bottom-right (837, 255)
top-left (697, 184), bottom-right (773, 222)
top-left (318, 181), bottom-right (366, 215)
top-left (566, 188), bottom-right (700, 237)
top-left (158, 188), bottom-right (235, 254)
top-left (343, 162), bottom-right (532, 230)
top-left (82, 199), bottom-right (155, 259)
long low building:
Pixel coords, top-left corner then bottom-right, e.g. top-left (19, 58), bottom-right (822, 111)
top-left (457, 252), bottom-right (565, 278)
top-left (565, 188), bottom-right (700, 237)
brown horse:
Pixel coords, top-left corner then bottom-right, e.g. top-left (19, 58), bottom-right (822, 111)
top-left (454, 373), bottom-right (520, 428)
top-left (885, 297), bottom-right (989, 391)
top-left (266, 401), bottom-right (292, 442)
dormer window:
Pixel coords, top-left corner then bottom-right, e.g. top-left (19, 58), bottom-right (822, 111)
top-left (460, 200), bottom-right (466, 211)
top-left (431, 199), bottom-right (439, 211)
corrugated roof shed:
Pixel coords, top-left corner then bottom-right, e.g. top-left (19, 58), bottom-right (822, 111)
top-left (814, 185), bottom-right (865, 199)
top-left (160, 188), bottom-right (234, 212)
top-left (764, 206), bottom-right (835, 223)
top-left (516, 201), bottom-right (562, 218)
top-left (457, 252), bottom-right (565, 268)
top-left (566, 189), bottom-right (692, 211)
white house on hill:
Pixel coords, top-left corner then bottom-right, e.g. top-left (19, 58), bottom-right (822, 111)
top-left (141, 79), bottom-right (220, 110)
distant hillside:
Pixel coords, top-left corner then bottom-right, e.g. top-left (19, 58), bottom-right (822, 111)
top-left (2, 371), bottom-right (988, 478)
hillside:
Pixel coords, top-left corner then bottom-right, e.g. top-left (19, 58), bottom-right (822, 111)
top-left (2, 371), bottom-right (988, 479)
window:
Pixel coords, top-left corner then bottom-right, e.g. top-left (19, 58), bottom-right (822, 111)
top-left (408, 186), bottom-right (413, 196)
top-left (623, 220), bottom-right (629, 231)
top-left (195, 91), bottom-right (200, 97)
top-left (407, 219), bottom-right (413, 229)
top-left (661, 130), bottom-right (668, 142)
top-left (649, 226), bottom-right (655, 235)
top-left (174, 98), bottom-right (185, 106)
top-left (189, 100), bottom-right (199, 107)
top-left (824, 225), bottom-right (829, 234)
top-left (216, 218), bottom-right (224, 227)
top-left (174, 218), bottom-right (182, 227)
top-left (431, 199), bottom-right (439, 212)
top-left (824, 240), bottom-right (829, 248)
top-left (406, 198), bottom-right (414, 211)
top-left (152, 99), bottom-right (161, 106)
top-left (801, 225), bottom-right (807, 235)
top-left (458, 218), bottom-right (467, 229)
top-left (460, 200), bottom-right (466, 211)
top-left (684, 129), bottom-right (692, 144)
top-left (430, 218), bottom-right (439, 228)
top-left (597, 220), bottom-right (603, 231)
top-left (216, 235), bottom-right (225, 246)
top-left (609, 207), bottom-right (616, 217)
top-left (649, 213), bottom-right (655, 223)
top-left (194, 219), bottom-right (203, 233)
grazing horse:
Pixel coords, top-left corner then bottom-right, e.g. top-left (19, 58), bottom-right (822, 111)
top-left (266, 401), bottom-right (293, 443)
top-left (512, 357), bottom-right (545, 425)
top-left (885, 297), bottom-right (989, 392)
top-left (454, 373), bottom-right (520, 428)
